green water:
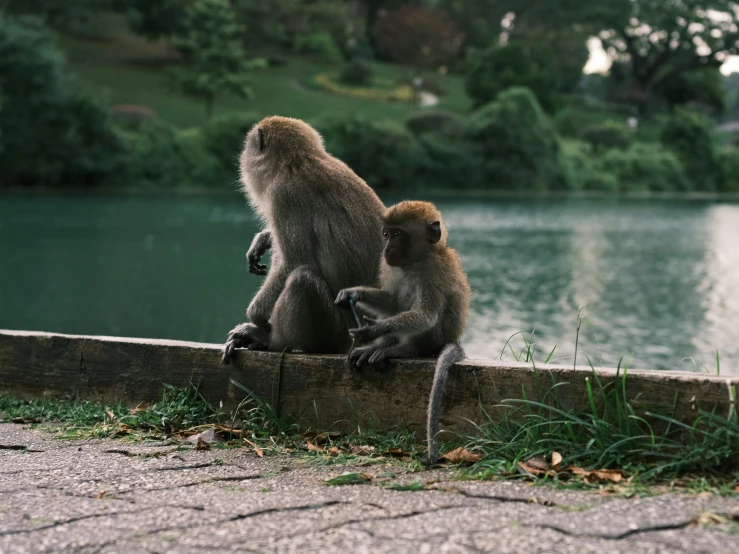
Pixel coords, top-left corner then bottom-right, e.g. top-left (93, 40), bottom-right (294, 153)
top-left (1, 194), bottom-right (737, 374)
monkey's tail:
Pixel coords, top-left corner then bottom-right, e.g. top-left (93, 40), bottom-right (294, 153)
top-left (426, 343), bottom-right (466, 465)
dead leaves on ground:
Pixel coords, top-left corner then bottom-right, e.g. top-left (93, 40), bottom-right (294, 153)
top-left (441, 447), bottom-right (482, 464)
top-left (516, 452), bottom-right (628, 484)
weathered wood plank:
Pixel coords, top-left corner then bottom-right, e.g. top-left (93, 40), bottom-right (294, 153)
top-left (1, 330), bottom-right (736, 433)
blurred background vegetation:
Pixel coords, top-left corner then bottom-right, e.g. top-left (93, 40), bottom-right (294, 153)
top-left (0, 0), bottom-right (738, 194)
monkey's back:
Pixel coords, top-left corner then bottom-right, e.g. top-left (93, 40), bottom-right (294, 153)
top-left (276, 153), bottom-right (385, 294)
top-left (437, 247), bottom-right (471, 344)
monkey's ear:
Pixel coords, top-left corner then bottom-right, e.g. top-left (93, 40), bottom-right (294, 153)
top-left (427, 221), bottom-right (441, 244)
top-left (257, 128), bottom-right (266, 151)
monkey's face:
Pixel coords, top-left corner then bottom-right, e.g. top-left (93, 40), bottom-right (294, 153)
top-left (382, 226), bottom-right (410, 267)
top-left (382, 221), bottom-right (443, 267)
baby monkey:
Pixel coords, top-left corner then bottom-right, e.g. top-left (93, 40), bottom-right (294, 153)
top-left (335, 201), bottom-right (471, 463)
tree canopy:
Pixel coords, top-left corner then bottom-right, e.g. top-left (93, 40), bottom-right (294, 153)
top-left (167, 0), bottom-right (262, 118)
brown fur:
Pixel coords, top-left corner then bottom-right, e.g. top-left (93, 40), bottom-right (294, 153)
top-left (223, 116), bottom-right (385, 362)
top-left (335, 201), bottom-right (471, 463)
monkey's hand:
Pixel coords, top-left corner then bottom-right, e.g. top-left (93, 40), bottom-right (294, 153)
top-left (348, 316), bottom-right (382, 342)
top-left (246, 230), bottom-right (272, 276)
top-left (334, 288), bottom-right (360, 308)
top-left (222, 322), bottom-right (269, 364)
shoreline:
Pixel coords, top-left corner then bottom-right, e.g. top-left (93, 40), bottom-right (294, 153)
top-left (2, 186), bottom-right (739, 201)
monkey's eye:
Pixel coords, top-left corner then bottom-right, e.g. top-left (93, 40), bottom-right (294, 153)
top-left (257, 128), bottom-right (265, 151)
top-left (382, 231), bottom-right (389, 239)
top-left (393, 231), bottom-right (401, 238)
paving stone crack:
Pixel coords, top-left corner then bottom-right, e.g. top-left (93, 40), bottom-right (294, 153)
top-left (532, 519), bottom-right (695, 541)
top-left (229, 500), bottom-right (346, 521)
top-left (455, 489), bottom-right (559, 507)
top-left (0, 509), bottom-right (146, 536)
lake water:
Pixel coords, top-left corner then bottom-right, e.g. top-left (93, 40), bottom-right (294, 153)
top-left (1, 194), bottom-right (737, 374)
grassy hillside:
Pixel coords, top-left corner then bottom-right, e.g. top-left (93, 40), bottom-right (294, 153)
top-left (58, 14), bottom-right (472, 128)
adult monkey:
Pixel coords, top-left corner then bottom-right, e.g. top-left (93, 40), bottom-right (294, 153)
top-left (222, 116), bottom-right (385, 363)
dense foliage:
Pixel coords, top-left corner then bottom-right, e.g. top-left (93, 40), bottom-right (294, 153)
top-left (465, 43), bottom-right (563, 112)
top-left (660, 109), bottom-right (723, 192)
top-left (372, 5), bottom-right (464, 70)
top-left (0, 16), bottom-right (123, 187)
top-left (464, 88), bottom-right (564, 190)
top-left (167, 0), bottom-right (262, 118)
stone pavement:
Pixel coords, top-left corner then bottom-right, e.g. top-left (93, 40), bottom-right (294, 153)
top-left (0, 423), bottom-right (737, 553)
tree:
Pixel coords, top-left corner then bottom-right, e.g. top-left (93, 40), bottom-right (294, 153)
top-left (372, 5), bottom-right (465, 70)
top-left (0, 15), bottom-right (122, 186)
top-left (126, 0), bottom-right (191, 41)
top-left (167, 0), bottom-right (261, 118)
top-left (465, 43), bottom-right (562, 111)
top-left (464, 87), bottom-right (564, 190)
top-left (595, 0), bottom-right (739, 106)
top-left (660, 109), bottom-right (723, 191)
top-left (658, 67), bottom-right (726, 114)
top-left (0, 0), bottom-right (110, 31)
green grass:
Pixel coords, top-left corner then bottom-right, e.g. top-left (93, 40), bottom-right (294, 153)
top-left (460, 317), bottom-right (738, 490)
top-left (57, 14), bottom-right (471, 128)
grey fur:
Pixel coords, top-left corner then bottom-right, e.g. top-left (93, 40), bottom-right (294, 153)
top-left (222, 116), bottom-right (385, 364)
top-left (246, 230), bottom-right (272, 275)
top-left (335, 202), bottom-right (471, 462)
top-left (426, 343), bottom-right (465, 464)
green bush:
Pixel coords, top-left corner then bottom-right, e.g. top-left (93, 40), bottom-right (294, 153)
top-left (560, 142), bottom-right (619, 191)
top-left (553, 107), bottom-right (593, 138)
top-left (120, 120), bottom-right (227, 189)
top-left (201, 111), bottom-right (261, 174)
top-left (581, 120), bottom-right (632, 153)
top-left (294, 31), bottom-right (342, 63)
top-left (464, 43), bottom-right (560, 112)
top-left (405, 110), bottom-right (464, 137)
top-left (339, 59), bottom-right (373, 86)
top-left (415, 133), bottom-right (485, 190)
top-left (660, 109), bottom-right (721, 191)
top-left (464, 87), bottom-right (565, 190)
top-left (0, 15), bottom-right (123, 186)
top-left (600, 143), bottom-right (690, 192)
top-left (314, 114), bottom-right (428, 190)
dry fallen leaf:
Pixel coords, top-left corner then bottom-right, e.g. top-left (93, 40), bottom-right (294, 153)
top-left (129, 403), bottom-right (151, 415)
top-left (105, 410), bottom-right (116, 422)
top-left (109, 424), bottom-right (134, 438)
top-left (303, 440), bottom-right (324, 452)
top-left (441, 447), bottom-right (482, 464)
top-left (327, 446), bottom-right (342, 457)
top-left (690, 512), bottom-right (726, 527)
top-left (518, 462), bottom-right (549, 477)
top-left (551, 451), bottom-right (563, 471)
top-left (94, 491), bottom-right (107, 499)
top-left (350, 445), bottom-right (376, 456)
top-left (195, 437), bottom-right (210, 451)
top-left (243, 438), bottom-right (264, 458)
top-left (383, 448), bottom-right (411, 458)
top-left (569, 467), bottom-right (624, 484)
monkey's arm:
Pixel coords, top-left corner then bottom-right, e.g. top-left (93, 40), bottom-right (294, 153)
top-left (246, 230), bottom-right (272, 276)
top-left (350, 296), bottom-right (439, 342)
top-left (335, 287), bottom-right (395, 313)
top-left (246, 255), bottom-right (288, 328)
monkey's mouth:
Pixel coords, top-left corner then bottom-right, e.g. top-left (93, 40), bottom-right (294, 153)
top-left (384, 249), bottom-right (403, 266)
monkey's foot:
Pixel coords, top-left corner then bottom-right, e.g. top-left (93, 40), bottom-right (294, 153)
top-left (221, 323), bottom-right (269, 364)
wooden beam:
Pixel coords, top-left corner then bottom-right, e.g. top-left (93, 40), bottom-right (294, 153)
top-left (1, 330), bottom-right (736, 433)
